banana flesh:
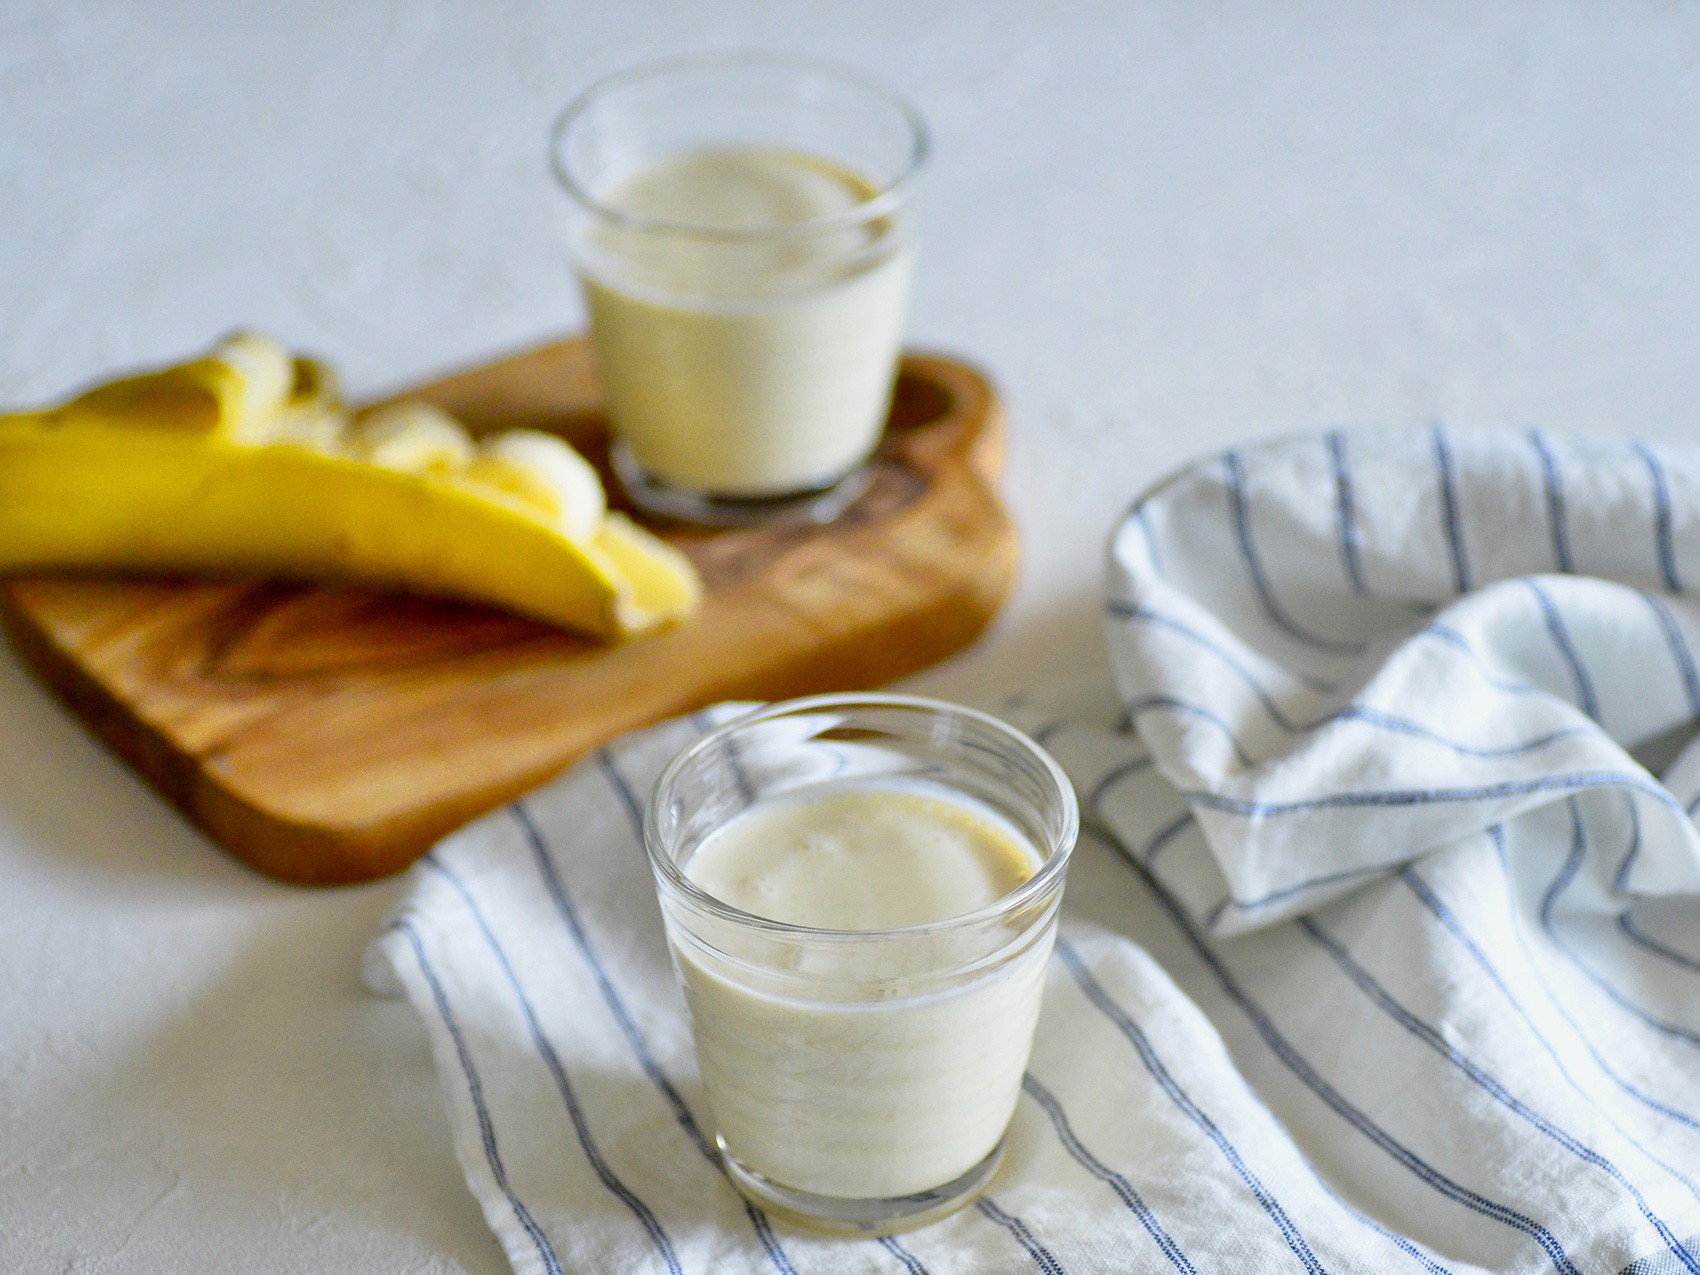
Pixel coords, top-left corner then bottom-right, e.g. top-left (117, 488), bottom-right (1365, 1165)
top-left (358, 401), bottom-right (476, 475)
top-left (0, 333), bottom-right (700, 640)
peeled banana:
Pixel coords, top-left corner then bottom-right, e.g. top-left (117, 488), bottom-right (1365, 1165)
top-left (0, 333), bottom-right (701, 639)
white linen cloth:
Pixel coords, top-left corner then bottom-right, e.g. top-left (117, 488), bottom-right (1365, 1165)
top-left (367, 426), bottom-right (1700, 1274)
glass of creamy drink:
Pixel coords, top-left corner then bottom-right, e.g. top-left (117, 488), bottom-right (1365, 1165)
top-left (550, 54), bottom-right (927, 525)
top-left (645, 695), bottom-right (1078, 1234)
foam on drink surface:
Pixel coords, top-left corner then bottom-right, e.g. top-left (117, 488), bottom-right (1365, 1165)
top-left (685, 784), bottom-right (1040, 929)
top-left (602, 147), bottom-right (875, 234)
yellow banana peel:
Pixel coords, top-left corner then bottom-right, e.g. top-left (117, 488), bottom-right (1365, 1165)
top-left (0, 334), bottom-right (700, 640)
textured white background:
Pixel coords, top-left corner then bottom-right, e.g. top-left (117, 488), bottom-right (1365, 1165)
top-left (2, 2), bottom-right (1697, 1270)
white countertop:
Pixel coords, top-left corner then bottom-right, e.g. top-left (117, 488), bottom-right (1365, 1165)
top-left (4, 2), bottom-right (1698, 1269)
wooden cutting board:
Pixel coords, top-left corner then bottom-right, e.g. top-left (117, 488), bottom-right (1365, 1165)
top-left (0, 337), bottom-right (1015, 885)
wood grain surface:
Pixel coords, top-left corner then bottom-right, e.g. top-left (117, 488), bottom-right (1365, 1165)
top-left (0, 337), bottom-right (1016, 885)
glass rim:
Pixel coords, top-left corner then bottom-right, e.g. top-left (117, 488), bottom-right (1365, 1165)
top-left (549, 51), bottom-right (931, 243)
top-left (644, 693), bottom-right (1079, 942)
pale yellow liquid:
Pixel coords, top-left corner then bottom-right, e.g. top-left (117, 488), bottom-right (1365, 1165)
top-left (677, 783), bottom-right (1054, 1199)
top-left (578, 146), bottom-right (912, 496)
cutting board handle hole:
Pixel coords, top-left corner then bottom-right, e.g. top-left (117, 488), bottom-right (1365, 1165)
top-left (887, 373), bottom-right (954, 434)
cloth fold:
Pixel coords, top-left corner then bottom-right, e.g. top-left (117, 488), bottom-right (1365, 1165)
top-left (1107, 427), bottom-right (1700, 933)
top-left (369, 427), bottom-right (1700, 1274)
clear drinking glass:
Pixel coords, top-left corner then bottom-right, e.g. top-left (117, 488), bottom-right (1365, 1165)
top-left (645, 694), bottom-right (1078, 1235)
top-left (550, 53), bottom-right (928, 526)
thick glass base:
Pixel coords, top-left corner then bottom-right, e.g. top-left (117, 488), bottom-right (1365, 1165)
top-left (612, 439), bottom-right (872, 528)
top-left (718, 1134), bottom-right (1006, 1237)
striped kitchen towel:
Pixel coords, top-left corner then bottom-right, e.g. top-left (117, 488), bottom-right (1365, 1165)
top-left (367, 427), bottom-right (1700, 1274)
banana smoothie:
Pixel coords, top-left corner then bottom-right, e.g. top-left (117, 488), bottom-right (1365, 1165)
top-left (675, 781), bottom-right (1055, 1201)
top-left (574, 145), bottom-right (913, 499)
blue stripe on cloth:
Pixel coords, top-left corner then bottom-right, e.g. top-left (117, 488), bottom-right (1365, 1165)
top-left (1327, 431), bottom-right (1369, 596)
top-left (1020, 1072), bottom-right (1197, 1273)
top-left (1541, 805), bottom-right (1585, 938)
top-left (1109, 603), bottom-right (1591, 761)
top-left (1298, 915), bottom-right (1700, 1270)
top-left (1527, 430), bottom-right (1575, 575)
top-left (1618, 914), bottom-right (1700, 976)
top-left (1088, 819), bottom-right (1587, 1275)
top-left (1635, 441), bottom-right (1682, 594)
top-left (1144, 810), bottom-right (1196, 867)
top-left (1420, 625), bottom-right (1547, 698)
top-left (1108, 600), bottom-right (1327, 717)
top-left (394, 921), bottom-right (567, 1275)
top-left (1527, 580), bottom-right (1602, 722)
top-left (1482, 828), bottom-right (1700, 1133)
top-left (879, 1237), bottom-right (928, 1274)
top-left (1108, 600), bottom-right (1338, 709)
top-left (513, 801), bottom-right (802, 1275)
top-left (1641, 592), bottom-right (1700, 719)
top-left (977, 1196), bottom-right (1067, 1275)
top-left (1626, 1236), bottom-right (1700, 1275)
top-left (1220, 694), bottom-right (1586, 765)
top-left (1223, 450), bottom-right (1366, 657)
top-left (1404, 859), bottom-right (1700, 1141)
top-left (1614, 798), bottom-right (1644, 894)
top-left (1432, 426), bottom-right (1472, 595)
top-left (1195, 768), bottom-right (1686, 818)
top-left (1184, 769), bottom-right (1684, 819)
top-left (1072, 825), bottom-right (1461, 1275)
top-left (1055, 938), bottom-right (1328, 1274)
top-left (1088, 755), bottom-right (1155, 808)
top-left (1298, 1159), bottom-right (1457, 1275)
top-left (513, 804), bottom-right (710, 1157)
top-left (596, 746), bottom-right (647, 835)
top-left (1543, 803), bottom-right (1700, 1052)
top-left (422, 858), bottom-right (684, 1275)
top-left (1331, 707), bottom-right (1589, 760)
top-left (1114, 492), bottom-right (1171, 582)
top-left (1124, 695), bottom-right (1258, 767)
top-left (1205, 862), bottom-right (1395, 929)
top-left (1107, 600), bottom-right (1335, 695)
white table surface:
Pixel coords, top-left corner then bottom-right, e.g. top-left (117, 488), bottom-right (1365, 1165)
top-left (3, 2), bottom-right (1698, 1270)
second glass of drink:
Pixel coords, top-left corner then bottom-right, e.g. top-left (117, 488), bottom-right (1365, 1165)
top-left (550, 53), bottom-right (928, 525)
top-left (645, 695), bottom-right (1078, 1234)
